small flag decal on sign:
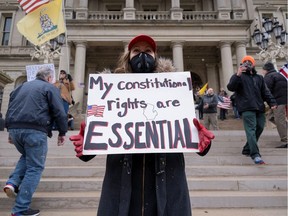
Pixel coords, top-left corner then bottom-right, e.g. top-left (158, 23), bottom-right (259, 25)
top-left (87, 105), bottom-right (105, 117)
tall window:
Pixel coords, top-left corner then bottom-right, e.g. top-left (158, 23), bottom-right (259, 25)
top-left (1, 16), bottom-right (12, 46)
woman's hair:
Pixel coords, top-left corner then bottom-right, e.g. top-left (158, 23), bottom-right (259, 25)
top-left (114, 50), bottom-right (159, 73)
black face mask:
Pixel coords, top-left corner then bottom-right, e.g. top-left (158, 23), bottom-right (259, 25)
top-left (129, 52), bottom-right (156, 73)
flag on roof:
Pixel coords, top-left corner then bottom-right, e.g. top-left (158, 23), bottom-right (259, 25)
top-left (18, 0), bottom-right (50, 14)
top-left (87, 105), bottom-right (105, 117)
top-left (17, 0), bottom-right (65, 45)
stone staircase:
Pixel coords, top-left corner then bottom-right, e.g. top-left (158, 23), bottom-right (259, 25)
top-left (0, 122), bottom-right (287, 216)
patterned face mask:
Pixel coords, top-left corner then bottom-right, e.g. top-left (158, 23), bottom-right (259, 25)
top-left (129, 52), bottom-right (156, 73)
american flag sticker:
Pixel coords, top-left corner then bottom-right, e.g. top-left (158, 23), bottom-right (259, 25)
top-left (87, 105), bottom-right (105, 117)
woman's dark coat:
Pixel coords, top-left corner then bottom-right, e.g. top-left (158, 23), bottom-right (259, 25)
top-left (81, 58), bottom-right (192, 216)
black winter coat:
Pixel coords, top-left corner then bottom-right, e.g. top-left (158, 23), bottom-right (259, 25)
top-left (264, 69), bottom-right (287, 105)
top-left (81, 58), bottom-right (192, 216)
top-left (227, 71), bottom-right (277, 113)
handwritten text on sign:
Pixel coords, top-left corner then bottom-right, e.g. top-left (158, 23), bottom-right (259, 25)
top-left (83, 72), bottom-right (199, 155)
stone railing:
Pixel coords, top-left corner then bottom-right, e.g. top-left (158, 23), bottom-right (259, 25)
top-left (87, 11), bottom-right (218, 21)
top-left (182, 11), bottom-right (218, 20)
top-left (135, 11), bottom-right (170, 20)
top-left (88, 11), bottom-right (123, 20)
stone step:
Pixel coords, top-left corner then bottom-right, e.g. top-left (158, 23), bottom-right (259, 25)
top-left (1, 165), bottom-right (287, 177)
top-left (1, 176), bottom-right (286, 192)
top-left (0, 154), bottom-right (286, 166)
top-left (1, 129), bottom-right (286, 212)
top-left (0, 191), bottom-right (286, 210)
top-left (0, 208), bottom-right (287, 216)
top-left (1, 146), bottom-right (286, 157)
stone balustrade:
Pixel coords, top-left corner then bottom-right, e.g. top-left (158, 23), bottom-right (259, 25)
top-left (88, 11), bottom-right (218, 21)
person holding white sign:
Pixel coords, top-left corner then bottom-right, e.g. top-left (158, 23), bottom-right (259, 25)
top-left (70, 35), bottom-right (215, 216)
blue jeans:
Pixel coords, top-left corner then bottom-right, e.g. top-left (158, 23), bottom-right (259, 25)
top-left (7, 129), bottom-right (47, 214)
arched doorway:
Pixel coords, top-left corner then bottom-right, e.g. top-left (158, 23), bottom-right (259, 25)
top-left (190, 72), bottom-right (202, 91)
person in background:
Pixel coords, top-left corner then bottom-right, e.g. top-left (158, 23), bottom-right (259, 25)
top-left (68, 113), bottom-right (74, 130)
top-left (0, 112), bottom-right (5, 131)
top-left (3, 66), bottom-right (68, 216)
top-left (218, 88), bottom-right (228, 121)
top-left (54, 70), bottom-right (75, 114)
top-left (194, 87), bottom-right (203, 119)
top-left (69, 34), bottom-right (215, 216)
top-left (230, 93), bottom-right (240, 119)
top-left (227, 56), bottom-right (277, 165)
top-left (199, 88), bottom-right (219, 130)
top-left (262, 61), bottom-right (287, 148)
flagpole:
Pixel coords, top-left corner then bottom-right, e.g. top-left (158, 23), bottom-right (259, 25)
top-left (61, 0), bottom-right (70, 75)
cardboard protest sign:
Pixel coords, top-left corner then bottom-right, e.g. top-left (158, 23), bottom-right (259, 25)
top-left (83, 72), bottom-right (199, 155)
top-left (26, 64), bottom-right (55, 82)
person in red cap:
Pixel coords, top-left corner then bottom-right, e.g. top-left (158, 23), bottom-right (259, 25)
top-left (227, 56), bottom-right (277, 165)
top-left (69, 34), bottom-right (215, 216)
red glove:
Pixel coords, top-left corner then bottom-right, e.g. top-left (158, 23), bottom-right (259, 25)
top-left (193, 118), bottom-right (215, 156)
top-left (69, 121), bottom-right (86, 157)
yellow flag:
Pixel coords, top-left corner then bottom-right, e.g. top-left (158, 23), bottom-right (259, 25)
top-left (198, 83), bottom-right (208, 95)
top-left (17, 0), bottom-right (65, 46)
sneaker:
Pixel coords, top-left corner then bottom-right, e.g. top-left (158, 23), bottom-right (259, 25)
top-left (276, 144), bottom-right (287, 148)
top-left (11, 209), bottom-right (40, 216)
top-left (3, 184), bottom-right (18, 198)
top-left (254, 157), bottom-right (265, 165)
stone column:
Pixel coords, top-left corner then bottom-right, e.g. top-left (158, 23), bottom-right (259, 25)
top-left (64, 0), bottom-right (74, 19)
top-left (206, 64), bottom-right (218, 91)
top-left (79, 0), bottom-right (88, 8)
top-left (231, 0), bottom-right (245, 19)
top-left (219, 41), bottom-right (234, 92)
top-left (235, 41), bottom-right (247, 67)
top-left (123, 0), bottom-right (136, 20)
top-left (76, 0), bottom-right (88, 19)
top-left (170, 0), bottom-right (183, 20)
top-left (73, 41), bottom-right (87, 111)
top-left (58, 42), bottom-right (72, 76)
top-left (171, 41), bottom-right (184, 72)
top-left (203, 0), bottom-right (214, 11)
top-left (216, 0), bottom-right (231, 20)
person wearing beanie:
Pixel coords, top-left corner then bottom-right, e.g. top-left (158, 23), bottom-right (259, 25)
top-left (227, 56), bottom-right (277, 165)
top-left (263, 61), bottom-right (288, 148)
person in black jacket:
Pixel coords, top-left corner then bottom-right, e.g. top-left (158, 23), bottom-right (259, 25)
top-left (4, 66), bottom-right (68, 216)
top-left (70, 35), bottom-right (215, 216)
top-left (227, 56), bottom-right (277, 165)
top-left (263, 62), bottom-right (287, 148)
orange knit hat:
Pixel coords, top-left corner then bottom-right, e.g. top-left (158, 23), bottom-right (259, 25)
top-left (241, 56), bottom-right (255, 66)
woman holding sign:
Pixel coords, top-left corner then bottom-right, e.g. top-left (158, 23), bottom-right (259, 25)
top-left (70, 35), bottom-right (214, 216)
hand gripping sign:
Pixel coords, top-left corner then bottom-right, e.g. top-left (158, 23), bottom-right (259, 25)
top-left (83, 72), bottom-right (199, 155)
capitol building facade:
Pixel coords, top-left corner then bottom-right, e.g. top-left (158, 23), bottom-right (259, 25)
top-left (0, 0), bottom-right (287, 116)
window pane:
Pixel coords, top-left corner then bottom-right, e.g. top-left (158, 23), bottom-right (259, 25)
top-left (2, 33), bottom-right (9, 45)
top-left (4, 17), bottom-right (12, 32)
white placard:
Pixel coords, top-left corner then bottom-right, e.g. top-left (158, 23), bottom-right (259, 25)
top-left (83, 72), bottom-right (199, 155)
top-left (26, 64), bottom-right (56, 83)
